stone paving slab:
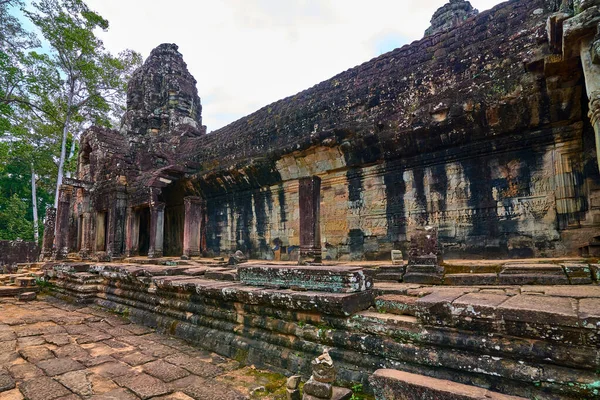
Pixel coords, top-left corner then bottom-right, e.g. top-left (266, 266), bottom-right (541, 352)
top-left (0, 296), bottom-right (296, 399)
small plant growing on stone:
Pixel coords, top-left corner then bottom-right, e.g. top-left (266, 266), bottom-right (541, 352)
top-left (35, 277), bottom-right (52, 289)
top-left (350, 383), bottom-right (364, 400)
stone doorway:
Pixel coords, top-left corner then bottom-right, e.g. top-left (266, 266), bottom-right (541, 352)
top-left (138, 206), bottom-right (150, 256)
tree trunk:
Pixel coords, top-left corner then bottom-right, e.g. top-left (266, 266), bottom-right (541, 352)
top-left (31, 163), bottom-right (39, 243)
top-left (54, 82), bottom-right (74, 208)
top-left (65, 135), bottom-right (77, 179)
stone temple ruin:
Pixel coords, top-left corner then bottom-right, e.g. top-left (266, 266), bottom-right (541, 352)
top-left (2, 0), bottom-right (599, 398)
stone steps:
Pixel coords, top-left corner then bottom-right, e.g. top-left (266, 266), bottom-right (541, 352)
top-left (0, 286), bottom-right (40, 297)
top-left (369, 369), bottom-right (526, 399)
top-left (498, 263), bottom-right (570, 285)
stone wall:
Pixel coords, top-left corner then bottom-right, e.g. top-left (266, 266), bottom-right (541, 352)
top-left (188, 0), bottom-right (599, 259)
top-left (0, 240), bottom-right (39, 267)
top-left (204, 123), bottom-right (596, 259)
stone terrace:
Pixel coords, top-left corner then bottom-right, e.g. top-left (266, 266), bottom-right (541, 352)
top-left (0, 296), bottom-right (290, 400)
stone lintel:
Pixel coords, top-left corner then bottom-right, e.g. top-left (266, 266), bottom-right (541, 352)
top-left (238, 264), bottom-right (373, 293)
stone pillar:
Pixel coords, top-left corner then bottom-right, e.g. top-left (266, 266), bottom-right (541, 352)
top-left (78, 212), bottom-right (93, 259)
top-left (560, 1), bottom-right (600, 170)
top-left (53, 185), bottom-right (73, 260)
top-left (40, 207), bottom-right (56, 261)
top-left (148, 202), bottom-right (165, 258)
top-left (125, 207), bottom-right (140, 257)
top-left (107, 190), bottom-right (127, 258)
top-left (581, 34), bottom-right (600, 171)
top-left (183, 196), bottom-right (205, 259)
top-left (299, 176), bottom-right (322, 264)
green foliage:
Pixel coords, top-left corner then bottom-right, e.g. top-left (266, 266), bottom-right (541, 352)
top-left (0, 193), bottom-right (33, 240)
top-left (0, 0), bottom-right (142, 239)
top-left (349, 383), bottom-right (375, 400)
top-left (35, 277), bottom-right (53, 288)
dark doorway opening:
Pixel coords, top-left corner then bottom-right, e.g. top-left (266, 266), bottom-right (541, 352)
top-left (138, 207), bottom-right (150, 256)
top-left (160, 180), bottom-right (187, 257)
top-left (77, 215), bottom-right (83, 252)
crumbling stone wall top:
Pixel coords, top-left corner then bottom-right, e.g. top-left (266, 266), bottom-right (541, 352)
top-left (424, 0), bottom-right (479, 37)
top-left (182, 0), bottom-right (570, 180)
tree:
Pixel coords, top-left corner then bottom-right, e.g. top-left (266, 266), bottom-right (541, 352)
top-left (25, 0), bottom-right (141, 207)
top-left (0, 0), bottom-right (141, 242)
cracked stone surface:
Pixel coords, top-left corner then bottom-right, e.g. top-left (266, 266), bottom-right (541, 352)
top-left (0, 296), bottom-right (288, 399)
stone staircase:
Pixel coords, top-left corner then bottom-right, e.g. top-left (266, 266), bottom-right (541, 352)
top-left (369, 260), bottom-right (600, 286)
top-left (0, 262), bottom-right (44, 298)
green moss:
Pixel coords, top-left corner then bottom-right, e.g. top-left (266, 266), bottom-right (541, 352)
top-left (245, 369), bottom-right (288, 398)
top-left (234, 348), bottom-right (249, 365)
top-left (169, 320), bottom-right (178, 335)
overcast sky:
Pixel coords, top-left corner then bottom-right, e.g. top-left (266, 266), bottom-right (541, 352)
top-left (84, 0), bottom-right (505, 131)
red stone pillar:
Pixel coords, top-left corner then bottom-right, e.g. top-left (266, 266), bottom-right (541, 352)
top-left (53, 185), bottom-right (73, 260)
top-left (183, 196), bottom-right (205, 259)
top-left (40, 207), bottom-right (56, 261)
top-left (299, 176), bottom-right (322, 264)
top-left (148, 202), bottom-right (165, 258)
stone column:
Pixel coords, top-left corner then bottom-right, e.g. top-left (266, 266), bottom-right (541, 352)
top-left (78, 212), bottom-right (93, 259)
top-left (107, 190), bottom-right (127, 258)
top-left (183, 196), bottom-right (205, 259)
top-left (148, 202), bottom-right (165, 258)
top-left (581, 34), bottom-right (600, 171)
top-left (299, 176), bottom-right (322, 264)
top-left (53, 185), bottom-right (73, 260)
top-left (560, 1), bottom-right (600, 170)
top-left (40, 207), bottom-right (56, 261)
top-left (125, 207), bottom-right (140, 257)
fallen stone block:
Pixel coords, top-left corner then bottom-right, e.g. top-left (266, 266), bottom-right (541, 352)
top-left (15, 276), bottom-right (36, 287)
top-left (561, 263), bottom-right (592, 284)
top-left (369, 369), bottom-right (526, 400)
top-left (375, 295), bottom-right (418, 316)
top-left (238, 265), bottom-right (372, 293)
top-left (18, 292), bottom-right (37, 301)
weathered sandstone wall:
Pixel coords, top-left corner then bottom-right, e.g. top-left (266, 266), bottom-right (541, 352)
top-left (184, 0), bottom-right (599, 259)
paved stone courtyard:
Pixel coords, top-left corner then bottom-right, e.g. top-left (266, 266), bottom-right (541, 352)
top-left (0, 296), bottom-right (288, 400)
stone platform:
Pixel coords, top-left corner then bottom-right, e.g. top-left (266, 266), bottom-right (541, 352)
top-left (26, 260), bottom-right (600, 399)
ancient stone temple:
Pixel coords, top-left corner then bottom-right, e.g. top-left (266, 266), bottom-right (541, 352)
top-left (42, 0), bottom-right (600, 264)
top-left (21, 2), bottom-right (600, 399)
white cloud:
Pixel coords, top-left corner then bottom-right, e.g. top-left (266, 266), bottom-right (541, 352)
top-left (85, 0), bottom-right (504, 131)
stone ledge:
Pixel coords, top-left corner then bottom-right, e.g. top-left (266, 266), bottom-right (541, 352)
top-left (369, 369), bottom-right (527, 400)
